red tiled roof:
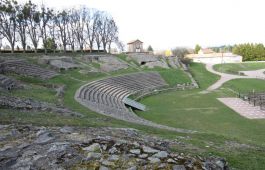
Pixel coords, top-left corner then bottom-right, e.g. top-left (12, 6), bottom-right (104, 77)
top-left (127, 39), bottom-right (143, 44)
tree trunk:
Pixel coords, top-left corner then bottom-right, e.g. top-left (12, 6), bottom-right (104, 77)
top-left (22, 44), bottom-right (26, 53)
top-left (89, 41), bottom-right (93, 53)
top-left (71, 45), bottom-right (74, 53)
top-left (108, 43), bottom-right (111, 54)
top-left (11, 45), bottom-right (14, 54)
top-left (103, 43), bottom-right (107, 53)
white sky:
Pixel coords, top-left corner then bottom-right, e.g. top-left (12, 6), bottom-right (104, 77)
top-left (18, 0), bottom-right (265, 50)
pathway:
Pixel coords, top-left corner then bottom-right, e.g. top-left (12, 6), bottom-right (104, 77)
top-left (218, 98), bottom-right (265, 119)
top-left (205, 64), bottom-right (265, 91)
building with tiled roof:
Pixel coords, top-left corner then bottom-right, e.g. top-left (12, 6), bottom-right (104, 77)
top-left (127, 39), bottom-right (143, 53)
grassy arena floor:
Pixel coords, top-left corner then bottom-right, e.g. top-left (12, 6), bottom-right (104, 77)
top-left (213, 62), bottom-right (265, 75)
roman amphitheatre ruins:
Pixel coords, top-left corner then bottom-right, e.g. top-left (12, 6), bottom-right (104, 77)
top-left (0, 1), bottom-right (265, 169)
top-left (1, 49), bottom-right (265, 169)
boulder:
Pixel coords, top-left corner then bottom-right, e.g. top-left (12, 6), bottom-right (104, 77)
top-left (82, 143), bottom-right (101, 152)
top-left (34, 132), bottom-right (54, 144)
top-left (59, 126), bottom-right (74, 134)
top-left (142, 146), bottom-right (159, 154)
top-left (108, 154), bottom-right (119, 161)
top-left (152, 151), bottom-right (168, 158)
top-left (139, 154), bottom-right (148, 159)
top-left (129, 149), bottom-right (141, 155)
top-left (148, 157), bottom-right (161, 164)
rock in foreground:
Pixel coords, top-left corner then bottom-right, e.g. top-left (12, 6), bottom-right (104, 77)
top-left (0, 124), bottom-right (229, 169)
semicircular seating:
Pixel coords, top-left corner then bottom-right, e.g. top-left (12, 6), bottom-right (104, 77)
top-left (75, 73), bottom-right (196, 133)
top-left (76, 72), bottom-right (168, 121)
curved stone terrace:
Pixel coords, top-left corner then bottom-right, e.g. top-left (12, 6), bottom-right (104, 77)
top-left (75, 72), bottom-right (195, 133)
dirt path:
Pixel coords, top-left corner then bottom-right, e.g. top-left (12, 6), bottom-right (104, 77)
top-left (205, 64), bottom-right (265, 91)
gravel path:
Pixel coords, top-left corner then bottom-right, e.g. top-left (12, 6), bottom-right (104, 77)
top-left (205, 64), bottom-right (265, 91)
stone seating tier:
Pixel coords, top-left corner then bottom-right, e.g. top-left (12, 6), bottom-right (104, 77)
top-left (77, 72), bottom-right (168, 114)
top-left (0, 74), bottom-right (18, 90)
top-left (1, 60), bottom-right (58, 79)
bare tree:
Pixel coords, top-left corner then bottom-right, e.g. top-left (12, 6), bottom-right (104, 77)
top-left (0, 27), bottom-right (4, 52)
top-left (26, 1), bottom-right (40, 53)
top-left (67, 9), bottom-right (77, 52)
top-left (85, 9), bottom-right (100, 52)
top-left (116, 40), bottom-right (125, 52)
top-left (55, 10), bottom-right (69, 53)
top-left (16, 2), bottom-right (28, 53)
top-left (94, 29), bottom-right (101, 52)
top-left (39, 4), bottom-right (53, 54)
top-left (0, 0), bottom-right (18, 53)
top-left (106, 19), bottom-right (118, 53)
top-left (48, 12), bottom-right (57, 53)
top-left (72, 7), bottom-right (86, 52)
top-left (97, 12), bottom-right (110, 52)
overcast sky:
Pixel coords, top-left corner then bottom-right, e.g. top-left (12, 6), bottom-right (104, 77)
top-left (18, 0), bottom-right (265, 50)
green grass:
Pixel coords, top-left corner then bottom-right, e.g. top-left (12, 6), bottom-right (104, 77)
top-left (116, 53), bottom-right (128, 62)
top-left (190, 63), bottom-right (220, 89)
top-left (223, 79), bottom-right (265, 93)
top-left (136, 89), bottom-right (265, 144)
top-left (213, 62), bottom-right (265, 75)
top-left (159, 69), bottom-right (191, 86)
top-left (116, 53), bottom-right (141, 66)
top-left (91, 62), bottom-right (101, 69)
top-left (0, 74), bottom-right (58, 103)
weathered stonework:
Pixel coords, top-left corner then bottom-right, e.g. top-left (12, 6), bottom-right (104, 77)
top-left (0, 124), bottom-right (229, 169)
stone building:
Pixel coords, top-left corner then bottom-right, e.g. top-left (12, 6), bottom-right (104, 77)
top-left (186, 52), bottom-right (242, 64)
top-left (127, 39), bottom-right (143, 53)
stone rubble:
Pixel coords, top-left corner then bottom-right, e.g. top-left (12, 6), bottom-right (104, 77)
top-left (0, 124), bottom-right (229, 170)
top-left (0, 74), bottom-right (22, 91)
top-left (0, 95), bottom-right (83, 117)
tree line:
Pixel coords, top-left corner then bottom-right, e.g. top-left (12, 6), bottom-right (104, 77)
top-left (193, 43), bottom-right (265, 61)
top-left (0, 0), bottom-right (121, 53)
top-left (233, 43), bottom-right (265, 61)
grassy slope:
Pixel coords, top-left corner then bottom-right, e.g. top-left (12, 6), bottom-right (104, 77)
top-left (223, 79), bottom-right (265, 93)
top-left (158, 69), bottom-right (191, 86)
top-left (135, 63), bottom-right (265, 169)
top-left (213, 62), bottom-right (265, 75)
top-left (190, 63), bottom-right (220, 89)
